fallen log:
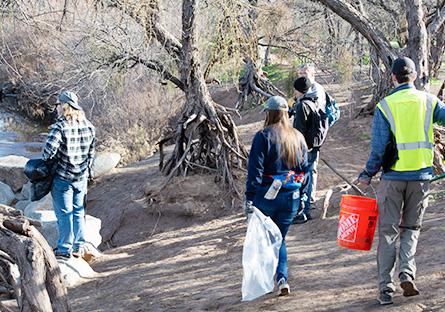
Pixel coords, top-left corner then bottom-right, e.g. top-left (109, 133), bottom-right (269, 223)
top-left (0, 204), bottom-right (70, 311)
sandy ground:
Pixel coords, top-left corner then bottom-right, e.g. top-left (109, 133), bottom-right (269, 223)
top-left (2, 79), bottom-right (441, 311)
top-left (65, 96), bottom-right (445, 312)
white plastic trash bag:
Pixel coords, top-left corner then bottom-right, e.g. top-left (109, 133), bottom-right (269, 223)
top-left (241, 207), bottom-right (283, 301)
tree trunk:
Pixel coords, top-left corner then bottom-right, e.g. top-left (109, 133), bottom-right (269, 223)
top-left (264, 40), bottom-right (271, 66)
top-left (318, 0), bottom-right (398, 113)
top-left (361, 47), bottom-right (392, 113)
top-left (0, 205), bottom-right (70, 312)
top-left (234, 58), bottom-right (285, 110)
top-left (405, 0), bottom-right (429, 90)
top-left (235, 0), bottom-right (285, 109)
top-left (430, 24), bottom-right (445, 78)
top-left (160, 0), bottom-right (247, 195)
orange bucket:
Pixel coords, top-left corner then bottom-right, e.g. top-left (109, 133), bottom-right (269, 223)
top-left (337, 195), bottom-right (378, 251)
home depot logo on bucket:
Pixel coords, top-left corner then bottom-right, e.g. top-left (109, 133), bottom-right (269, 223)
top-left (337, 212), bottom-right (360, 243)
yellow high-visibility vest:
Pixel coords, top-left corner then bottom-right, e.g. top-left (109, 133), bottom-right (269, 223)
top-left (377, 88), bottom-right (436, 171)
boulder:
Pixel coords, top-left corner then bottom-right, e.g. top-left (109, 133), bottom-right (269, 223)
top-left (24, 194), bottom-right (53, 218)
top-left (15, 199), bottom-right (31, 212)
top-left (20, 182), bottom-right (32, 200)
top-left (84, 215), bottom-right (102, 248)
top-left (0, 155), bottom-right (29, 192)
top-left (15, 191), bottom-right (26, 201)
top-left (25, 208), bottom-right (101, 250)
top-left (91, 152), bottom-right (121, 178)
top-left (57, 257), bottom-right (97, 287)
top-left (0, 181), bottom-right (15, 205)
top-left (33, 210), bottom-right (59, 248)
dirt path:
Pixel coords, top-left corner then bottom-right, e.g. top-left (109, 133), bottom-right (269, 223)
top-left (68, 106), bottom-right (445, 311)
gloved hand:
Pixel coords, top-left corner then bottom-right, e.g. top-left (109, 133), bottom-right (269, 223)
top-left (243, 200), bottom-right (254, 217)
top-left (356, 169), bottom-right (372, 186)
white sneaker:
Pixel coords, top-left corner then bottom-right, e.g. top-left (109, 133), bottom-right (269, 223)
top-left (277, 278), bottom-right (290, 296)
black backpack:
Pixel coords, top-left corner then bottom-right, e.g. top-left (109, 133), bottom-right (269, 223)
top-left (294, 96), bottom-right (329, 150)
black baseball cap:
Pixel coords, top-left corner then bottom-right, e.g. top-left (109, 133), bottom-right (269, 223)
top-left (391, 57), bottom-right (416, 76)
top-left (293, 77), bottom-right (312, 94)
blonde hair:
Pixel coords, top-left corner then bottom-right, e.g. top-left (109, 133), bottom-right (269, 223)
top-left (62, 103), bottom-right (85, 123)
top-left (264, 110), bottom-right (306, 168)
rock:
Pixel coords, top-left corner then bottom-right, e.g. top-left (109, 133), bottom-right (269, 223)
top-left (33, 210), bottom-right (59, 248)
top-left (15, 199), bottom-right (31, 212)
top-left (0, 155), bottom-right (29, 192)
top-left (84, 215), bottom-right (102, 248)
top-left (15, 181), bottom-right (32, 201)
top-left (25, 202), bottom-right (101, 249)
top-left (24, 194), bottom-right (53, 218)
top-left (0, 182), bottom-right (15, 205)
top-left (15, 191), bottom-right (26, 201)
top-left (91, 152), bottom-right (121, 178)
top-left (20, 182), bottom-right (32, 200)
top-left (57, 257), bottom-right (97, 287)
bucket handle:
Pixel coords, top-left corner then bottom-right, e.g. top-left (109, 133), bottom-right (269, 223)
top-left (368, 183), bottom-right (377, 199)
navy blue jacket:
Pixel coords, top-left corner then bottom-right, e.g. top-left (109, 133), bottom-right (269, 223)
top-left (245, 127), bottom-right (308, 201)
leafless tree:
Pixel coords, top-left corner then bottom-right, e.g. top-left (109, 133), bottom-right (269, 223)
top-left (94, 0), bottom-right (248, 194)
top-left (317, 0), bottom-right (445, 112)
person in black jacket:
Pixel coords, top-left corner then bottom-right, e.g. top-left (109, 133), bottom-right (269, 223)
top-left (291, 77), bottom-right (329, 224)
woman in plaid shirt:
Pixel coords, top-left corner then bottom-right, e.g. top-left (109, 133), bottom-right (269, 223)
top-left (42, 90), bottom-right (96, 260)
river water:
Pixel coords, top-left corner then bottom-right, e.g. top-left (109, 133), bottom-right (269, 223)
top-left (0, 109), bottom-right (46, 159)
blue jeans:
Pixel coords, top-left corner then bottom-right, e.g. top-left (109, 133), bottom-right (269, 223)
top-left (302, 150), bottom-right (319, 215)
top-left (51, 175), bottom-right (87, 254)
top-left (253, 187), bottom-right (300, 282)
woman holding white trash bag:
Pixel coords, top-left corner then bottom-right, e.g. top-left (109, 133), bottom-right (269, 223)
top-left (244, 95), bottom-right (308, 296)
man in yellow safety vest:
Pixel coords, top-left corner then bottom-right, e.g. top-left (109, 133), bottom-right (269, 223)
top-left (356, 57), bottom-right (445, 305)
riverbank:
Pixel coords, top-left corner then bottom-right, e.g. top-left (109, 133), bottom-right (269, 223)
top-left (0, 108), bottom-right (45, 159)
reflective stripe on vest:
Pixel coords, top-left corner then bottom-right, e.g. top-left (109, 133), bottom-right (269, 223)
top-left (379, 95), bottom-right (433, 151)
top-left (377, 89), bottom-right (436, 171)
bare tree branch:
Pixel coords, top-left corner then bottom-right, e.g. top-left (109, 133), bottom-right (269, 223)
top-left (128, 56), bottom-right (184, 91)
top-left (427, 0), bottom-right (445, 35)
top-left (316, 0), bottom-right (397, 69)
top-left (103, 0), bottom-right (182, 60)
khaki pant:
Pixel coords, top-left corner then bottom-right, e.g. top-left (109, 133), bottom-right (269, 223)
top-left (377, 179), bottom-right (429, 293)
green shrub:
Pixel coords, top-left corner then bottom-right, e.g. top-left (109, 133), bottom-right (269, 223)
top-left (261, 64), bottom-right (289, 83)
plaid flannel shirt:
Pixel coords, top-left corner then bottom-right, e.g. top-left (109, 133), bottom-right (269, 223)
top-left (42, 117), bottom-right (96, 181)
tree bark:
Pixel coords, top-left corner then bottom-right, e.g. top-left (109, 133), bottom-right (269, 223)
top-left (405, 0), bottom-right (429, 90)
top-left (104, 0), bottom-right (247, 193)
top-left (430, 24), bottom-right (445, 78)
top-left (158, 0), bottom-right (247, 194)
top-left (0, 205), bottom-right (70, 312)
top-left (235, 58), bottom-right (285, 110)
top-left (427, 0), bottom-right (445, 36)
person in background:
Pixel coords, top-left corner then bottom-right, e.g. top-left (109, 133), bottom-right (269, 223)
top-left (292, 77), bottom-right (329, 224)
top-left (42, 90), bottom-right (96, 260)
top-left (244, 96), bottom-right (308, 296)
top-left (356, 57), bottom-right (445, 305)
top-left (298, 63), bottom-right (326, 205)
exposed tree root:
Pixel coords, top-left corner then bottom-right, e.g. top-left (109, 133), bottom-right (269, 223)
top-left (235, 58), bottom-right (286, 110)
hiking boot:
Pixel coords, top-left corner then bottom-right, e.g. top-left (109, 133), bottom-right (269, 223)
top-left (72, 247), bottom-right (84, 259)
top-left (293, 213), bottom-right (313, 224)
top-left (54, 250), bottom-right (71, 261)
top-left (277, 278), bottom-right (290, 296)
top-left (377, 291), bottom-right (393, 305)
top-left (400, 273), bottom-right (419, 297)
